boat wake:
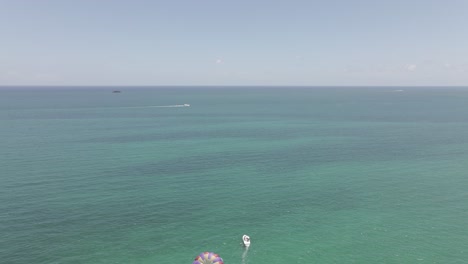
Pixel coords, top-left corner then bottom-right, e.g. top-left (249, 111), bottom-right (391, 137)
top-left (121, 104), bottom-right (190, 109)
top-left (242, 246), bottom-right (249, 264)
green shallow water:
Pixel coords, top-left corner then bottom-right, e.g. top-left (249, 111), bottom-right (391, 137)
top-left (1, 87), bottom-right (468, 263)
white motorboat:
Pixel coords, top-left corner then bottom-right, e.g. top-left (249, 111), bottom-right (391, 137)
top-left (183, 104), bottom-right (190, 107)
top-left (242, 234), bottom-right (250, 247)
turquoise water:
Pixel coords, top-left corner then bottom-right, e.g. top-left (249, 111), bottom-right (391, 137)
top-left (1, 87), bottom-right (468, 263)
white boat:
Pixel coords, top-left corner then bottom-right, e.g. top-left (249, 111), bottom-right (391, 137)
top-left (242, 234), bottom-right (250, 247)
top-left (183, 104), bottom-right (190, 107)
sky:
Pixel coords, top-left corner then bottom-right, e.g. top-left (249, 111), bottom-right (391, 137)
top-left (1, 0), bottom-right (468, 86)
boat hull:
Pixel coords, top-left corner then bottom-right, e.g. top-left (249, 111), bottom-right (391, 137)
top-left (242, 235), bottom-right (250, 247)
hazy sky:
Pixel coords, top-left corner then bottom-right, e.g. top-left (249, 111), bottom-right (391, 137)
top-left (1, 0), bottom-right (467, 86)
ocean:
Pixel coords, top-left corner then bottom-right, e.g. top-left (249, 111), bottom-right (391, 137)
top-left (1, 87), bottom-right (468, 263)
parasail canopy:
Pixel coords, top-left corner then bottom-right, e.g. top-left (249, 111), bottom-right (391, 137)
top-left (193, 252), bottom-right (224, 264)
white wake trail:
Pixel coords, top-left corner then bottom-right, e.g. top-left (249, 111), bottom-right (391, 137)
top-left (241, 246), bottom-right (249, 264)
top-left (121, 104), bottom-right (190, 109)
